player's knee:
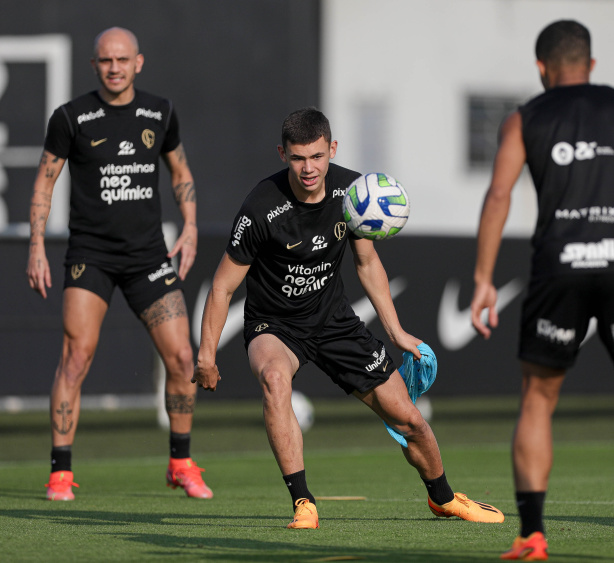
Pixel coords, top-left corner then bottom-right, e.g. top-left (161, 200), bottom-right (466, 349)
top-left (59, 342), bottom-right (95, 385)
top-left (259, 367), bottom-right (291, 399)
top-left (391, 409), bottom-right (429, 440)
top-left (165, 342), bottom-right (194, 378)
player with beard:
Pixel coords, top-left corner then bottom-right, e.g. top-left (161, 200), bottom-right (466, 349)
top-left (27, 27), bottom-right (212, 501)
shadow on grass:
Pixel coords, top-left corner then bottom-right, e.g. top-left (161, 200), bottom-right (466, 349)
top-left (2, 508), bottom-right (613, 561)
top-left (103, 531), bottom-right (614, 562)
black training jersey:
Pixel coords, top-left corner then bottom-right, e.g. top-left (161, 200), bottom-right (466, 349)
top-left (520, 84), bottom-right (614, 276)
top-left (227, 162), bottom-right (361, 337)
top-left (44, 89), bottom-right (181, 268)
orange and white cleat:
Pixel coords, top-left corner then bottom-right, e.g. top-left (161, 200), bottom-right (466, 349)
top-left (45, 470), bottom-right (79, 501)
top-left (166, 458), bottom-right (213, 499)
top-left (500, 532), bottom-right (548, 560)
top-left (287, 498), bottom-right (319, 529)
top-left (428, 492), bottom-right (504, 523)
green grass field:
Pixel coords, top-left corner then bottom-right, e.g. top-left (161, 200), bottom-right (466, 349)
top-left (1, 395), bottom-right (613, 562)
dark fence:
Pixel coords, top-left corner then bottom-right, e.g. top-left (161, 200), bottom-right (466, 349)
top-left (3, 233), bottom-right (612, 399)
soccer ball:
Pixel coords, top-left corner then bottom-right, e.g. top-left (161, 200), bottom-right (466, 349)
top-left (343, 173), bottom-right (410, 240)
top-left (291, 390), bottom-right (314, 432)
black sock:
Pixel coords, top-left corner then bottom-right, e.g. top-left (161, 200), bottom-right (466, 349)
top-left (422, 471), bottom-right (454, 505)
top-left (170, 432), bottom-right (191, 459)
top-left (283, 469), bottom-right (316, 510)
top-left (51, 445), bottom-right (72, 472)
top-left (517, 491), bottom-right (546, 537)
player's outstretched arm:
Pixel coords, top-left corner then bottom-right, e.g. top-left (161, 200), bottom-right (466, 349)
top-left (163, 143), bottom-right (197, 280)
top-left (471, 111), bottom-right (525, 339)
top-left (26, 150), bottom-right (66, 299)
top-left (193, 253), bottom-right (250, 391)
top-left (350, 237), bottom-right (422, 359)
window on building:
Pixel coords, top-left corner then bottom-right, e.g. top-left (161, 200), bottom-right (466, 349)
top-left (467, 95), bottom-right (523, 170)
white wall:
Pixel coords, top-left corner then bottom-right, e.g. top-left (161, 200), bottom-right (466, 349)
top-left (322, 0), bottom-right (614, 236)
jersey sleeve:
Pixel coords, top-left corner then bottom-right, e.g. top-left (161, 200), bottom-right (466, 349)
top-left (43, 105), bottom-right (74, 159)
top-left (226, 202), bottom-right (268, 265)
top-left (161, 105), bottom-right (181, 154)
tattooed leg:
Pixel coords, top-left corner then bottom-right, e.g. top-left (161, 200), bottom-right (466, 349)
top-left (51, 287), bottom-right (108, 446)
top-left (143, 290), bottom-right (196, 434)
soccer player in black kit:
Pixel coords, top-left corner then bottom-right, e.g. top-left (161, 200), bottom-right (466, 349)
top-left (27, 27), bottom-right (212, 501)
top-left (471, 20), bottom-right (614, 560)
top-left (193, 107), bottom-right (503, 528)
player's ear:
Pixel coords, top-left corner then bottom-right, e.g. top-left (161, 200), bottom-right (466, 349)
top-left (589, 58), bottom-right (596, 73)
top-left (135, 53), bottom-right (144, 74)
top-left (536, 59), bottom-right (546, 78)
top-left (277, 144), bottom-right (287, 163)
top-left (329, 140), bottom-right (338, 159)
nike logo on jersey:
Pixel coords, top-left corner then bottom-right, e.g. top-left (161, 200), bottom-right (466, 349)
top-left (437, 278), bottom-right (524, 351)
top-left (165, 277), bottom-right (177, 285)
top-left (90, 138), bottom-right (107, 147)
top-left (287, 241), bottom-right (303, 250)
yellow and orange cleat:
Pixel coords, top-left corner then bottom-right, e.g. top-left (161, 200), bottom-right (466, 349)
top-left (287, 498), bottom-right (319, 529)
top-left (166, 458), bottom-right (213, 499)
top-left (45, 470), bottom-right (79, 501)
top-left (500, 532), bottom-right (548, 560)
top-left (428, 492), bottom-right (504, 523)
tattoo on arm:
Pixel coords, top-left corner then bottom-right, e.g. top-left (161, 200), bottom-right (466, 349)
top-left (174, 144), bottom-right (187, 164)
top-left (173, 181), bottom-right (196, 204)
top-left (139, 290), bottom-right (188, 331)
top-left (165, 392), bottom-right (196, 414)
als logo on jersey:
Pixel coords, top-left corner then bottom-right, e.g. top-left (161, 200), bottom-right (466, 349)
top-left (312, 235), bottom-right (328, 251)
top-left (118, 141), bottom-right (136, 155)
top-left (142, 129), bottom-right (155, 149)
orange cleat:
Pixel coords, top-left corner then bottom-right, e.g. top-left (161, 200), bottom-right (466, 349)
top-left (428, 492), bottom-right (504, 523)
top-left (45, 470), bottom-right (79, 501)
top-left (500, 532), bottom-right (548, 560)
top-left (166, 458), bottom-right (213, 499)
top-left (287, 498), bottom-right (319, 529)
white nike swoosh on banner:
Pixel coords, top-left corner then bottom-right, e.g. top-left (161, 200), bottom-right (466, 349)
top-left (437, 278), bottom-right (524, 351)
top-left (351, 277), bottom-right (408, 324)
top-left (192, 276), bottom-right (408, 349)
top-left (192, 281), bottom-right (246, 350)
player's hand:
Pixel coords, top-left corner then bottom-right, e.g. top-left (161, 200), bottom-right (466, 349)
top-left (471, 282), bottom-right (499, 339)
top-left (395, 331), bottom-right (423, 361)
top-left (168, 223), bottom-right (197, 280)
top-left (192, 360), bottom-right (221, 392)
top-left (26, 245), bottom-right (52, 299)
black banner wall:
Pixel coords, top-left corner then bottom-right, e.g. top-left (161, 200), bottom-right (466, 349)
top-left (3, 234), bottom-right (613, 399)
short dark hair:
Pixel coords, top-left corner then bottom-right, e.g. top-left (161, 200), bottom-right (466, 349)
top-left (281, 107), bottom-right (331, 148)
top-left (535, 20), bottom-right (591, 67)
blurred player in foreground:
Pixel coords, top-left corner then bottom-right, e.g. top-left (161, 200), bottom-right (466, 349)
top-left (471, 20), bottom-right (614, 561)
top-left (193, 107), bottom-right (503, 528)
top-left (27, 27), bottom-right (212, 501)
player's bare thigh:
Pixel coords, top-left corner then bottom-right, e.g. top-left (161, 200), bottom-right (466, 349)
top-left (354, 369), bottom-right (422, 430)
top-left (248, 333), bottom-right (300, 388)
top-left (139, 289), bottom-right (188, 331)
top-left (62, 287), bottom-right (108, 344)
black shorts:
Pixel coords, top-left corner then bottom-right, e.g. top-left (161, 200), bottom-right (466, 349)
top-left (519, 272), bottom-right (614, 370)
top-left (63, 258), bottom-right (183, 316)
top-left (244, 298), bottom-right (397, 394)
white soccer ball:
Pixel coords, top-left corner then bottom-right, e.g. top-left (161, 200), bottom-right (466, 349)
top-left (343, 173), bottom-right (410, 240)
top-left (291, 390), bottom-right (314, 432)
top-left (415, 396), bottom-right (433, 422)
